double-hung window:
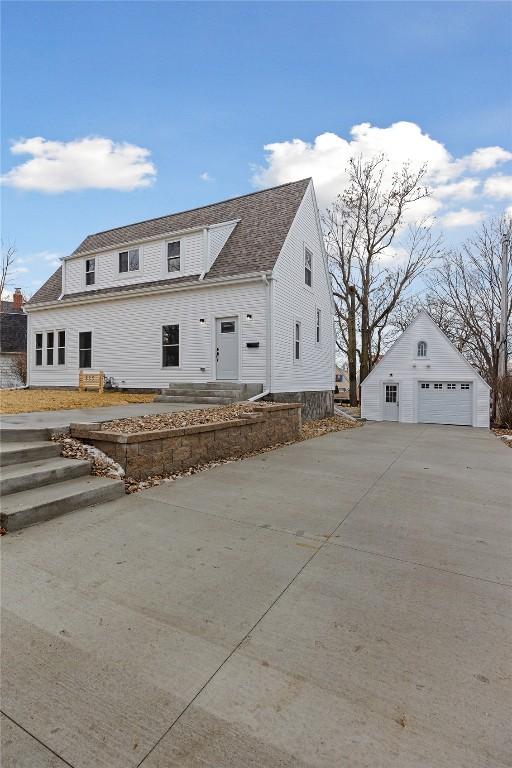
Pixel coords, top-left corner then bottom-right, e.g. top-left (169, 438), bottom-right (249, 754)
top-left (167, 241), bottom-right (181, 272)
top-left (46, 332), bottom-right (54, 365)
top-left (304, 247), bottom-right (312, 287)
top-left (58, 331), bottom-right (66, 365)
top-left (294, 322), bottom-right (301, 360)
top-left (162, 325), bottom-right (180, 367)
top-left (85, 258), bottom-right (96, 286)
top-left (119, 248), bottom-right (139, 273)
top-left (316, 308), bottom-right (321, 343)
top-left (35, 333), bottom-right (43, 366)
top-left (79, 332), bottom-right (92, 368)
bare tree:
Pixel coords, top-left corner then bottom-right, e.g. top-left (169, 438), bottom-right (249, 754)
top-left (1, 242), bottom-right (17, 302)
top-left (324, 155), bottom-right (441, 397)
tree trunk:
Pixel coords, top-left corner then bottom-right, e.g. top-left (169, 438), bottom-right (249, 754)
top-left (360, 300), bottom-right (370, 385)
top-left (347, 286), bottom-right (358, 405)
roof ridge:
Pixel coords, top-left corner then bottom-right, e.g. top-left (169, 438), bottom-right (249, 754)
top-left (76, 178), bottom-right (312, 243)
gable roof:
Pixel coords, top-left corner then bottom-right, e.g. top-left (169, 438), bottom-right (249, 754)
top-left (361, 310), bottom-right (490, 389)
top-left (29, 179), bottom-right (311, 306)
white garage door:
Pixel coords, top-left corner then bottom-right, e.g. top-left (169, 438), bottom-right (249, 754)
top-left (418, 382), bottom-right (473, 426)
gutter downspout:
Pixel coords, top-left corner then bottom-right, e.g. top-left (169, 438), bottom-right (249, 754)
top-left (248, 389), bottom-right (270, 402)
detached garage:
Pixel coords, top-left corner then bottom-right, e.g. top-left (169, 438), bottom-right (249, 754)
top-left (361, 311), bottom-right (490, 428)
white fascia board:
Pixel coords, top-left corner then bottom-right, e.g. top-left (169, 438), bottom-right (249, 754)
top-left (24, 270), bottom-right (272, 313)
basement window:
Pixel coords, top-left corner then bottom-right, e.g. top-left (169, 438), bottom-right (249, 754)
top-left (119, 249), bottom-right (139, 273)
top-left (162, 324), bottom-right (180, 367)
top-left (85, 258), bottom-right (96, 286)
top-left (167, 241), bottom-right (181, 273)
top-left (79, 332), bottom-right (92, 369)
top-left (35, 333), bottom-right (43, 366)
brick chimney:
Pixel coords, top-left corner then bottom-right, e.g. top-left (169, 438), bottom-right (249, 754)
top-left (13, 288), bottom-right (23, 311)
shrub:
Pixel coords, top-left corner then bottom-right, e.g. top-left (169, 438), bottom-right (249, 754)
top-left (494, 375), bottom-right (512, 428)
top-left (10, 352), bottom-right (27, 385)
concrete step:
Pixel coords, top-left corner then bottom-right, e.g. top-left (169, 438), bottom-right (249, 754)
top-left (160, 388), bottom-right (244, 398)
top-left (0, 441), bottom-right (61, 467)
top-left (167, 381), bottom-right (246, 391)
top-left (0, 475), bottom-right (125, 532)
top-left (154, 395), bottom-right (233, 405)
top-left (0, 427), bottom-right (51, 443)
top-left (0, 456), bottom-right (91, 496)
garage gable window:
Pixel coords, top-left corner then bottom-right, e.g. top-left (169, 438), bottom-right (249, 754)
top-left (417, 340), bottom-right (427, 357)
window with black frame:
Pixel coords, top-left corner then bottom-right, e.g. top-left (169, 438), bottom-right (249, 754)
top-left (58, 330), bottom-right (66, 365)
top-left (79, 332), bottom-right (92, 368)
top-left (35, 333), bottom-right (43, 366)
top-left (162, 324), bottom-right (180, 366)
top-left (119, 248), bottom-right (139, 273)
top-left (46, 332), bottom-right (54, 365)
top-left (85, 258), bottom-right (95, 286)
top-left (167, 241), bottom-right (181, 272)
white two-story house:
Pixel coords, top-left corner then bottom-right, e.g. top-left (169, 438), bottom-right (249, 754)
top-left (25, 179), bottom-right (335, 419)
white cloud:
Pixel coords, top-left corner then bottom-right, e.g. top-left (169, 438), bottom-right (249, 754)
top-left (253, 121), bottom-right (512, 226)
top-left (483, 174), bottom-right (512, 200)
top-left (1, 136), bottom-right (156, 193)
top-left (441, 208), bottom-right (485, 228)
top-left (200, 171), bottom-right (213, 182)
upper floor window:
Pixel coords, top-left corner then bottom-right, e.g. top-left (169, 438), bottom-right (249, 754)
top-left (85, 258), bottom-right (95, 286)
top-left (167, 241), bottom-right (181, 272)
top-left (46, 332), bottom-right (54, 365)
top-left (35, 333), bottom-right (43, 366)
top-left (304, 247), bottom-right (312, 287)
top-left (417, 340), bottom-right (427, 358)
top-left (119, 248), bottom-right (139, 273)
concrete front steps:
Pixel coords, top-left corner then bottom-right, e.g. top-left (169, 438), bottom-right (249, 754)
top-left (154, 382), bottom-right (263, 406)
top-left (0, 427), bottom-right (124, 532)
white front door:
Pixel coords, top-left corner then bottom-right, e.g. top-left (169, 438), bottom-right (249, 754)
top-left (216, 317), bottom-right (239, 380)
top-left (383, 383), bottom-right (399, 421)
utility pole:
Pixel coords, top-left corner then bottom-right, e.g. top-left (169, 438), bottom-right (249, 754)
top-left (498, 232), bottom-right (510, 378)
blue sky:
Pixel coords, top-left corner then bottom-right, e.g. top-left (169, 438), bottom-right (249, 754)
top-left (2, 1), bottom-right (511, 295)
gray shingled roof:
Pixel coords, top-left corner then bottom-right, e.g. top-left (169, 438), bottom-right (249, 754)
top-left (29, 179), bottom-right (311, 305)
top-left (0, 310), bottom-right (27, 353)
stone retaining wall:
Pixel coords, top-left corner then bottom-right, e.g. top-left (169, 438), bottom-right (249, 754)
top-left (70, 404), bottom-right (302, 480)
top-left (268, 390), bottom-right (334, 421)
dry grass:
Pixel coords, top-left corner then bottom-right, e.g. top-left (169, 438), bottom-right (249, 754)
top-left (493, 428), bottom-right (512, 448)
top-left (0, 388), bottom-right (155, 414)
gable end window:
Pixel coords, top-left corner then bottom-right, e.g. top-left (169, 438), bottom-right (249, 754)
top-left (35, 333), bottom-right (43, 366)
top-left (119, 248), bottom-right (139, 273)
top-left (167, 241), bottom-right (181, 273)
top-left (417, 340), bottom-right (427, 358)
top-left (162, 325), bottom-right (180, 367)
top-left (85, 258), bottom-right (96, 286)
top-left (58, 331), bottom-right (66, 365)
top-left (46, 332), bottom-right (54, 365)
top-left (79, 332), bottom-right (92, 369)
top-left (304, 247), bottom-right (312, 287)
top-left (294, 322), bottom-right (301, 360)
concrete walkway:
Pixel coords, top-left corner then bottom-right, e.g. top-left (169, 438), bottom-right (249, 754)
top-left (0, 402), bottom-right (218, 432)
top-left (1, 422), bottom-right (511, 767)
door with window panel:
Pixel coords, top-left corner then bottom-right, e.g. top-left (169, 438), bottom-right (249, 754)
top-left (383, 383), bottom-right (399, 421)
top-left (215, 317), bottom-right (239, 380)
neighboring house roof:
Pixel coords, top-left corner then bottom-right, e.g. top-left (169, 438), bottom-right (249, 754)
top-left (361, 310), bottom-right (490, 389)
top-left (29, 179), bottom-right (311, 306)
top-left (0, 310), bottom-right (27, 353)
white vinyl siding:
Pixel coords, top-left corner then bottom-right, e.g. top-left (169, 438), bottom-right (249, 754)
top-left (27, 281), bottom-right (267, 388)
top-left (270, 183), bottom-right (334, 393)
top-left (361, 312), bottom-right (490, 428)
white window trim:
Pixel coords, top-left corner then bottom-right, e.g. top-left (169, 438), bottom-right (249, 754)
top-left (84, 257), bottom-right (97, 289)
top-left (161, 323), bottom-right (181, 369)
top-left (165, 239), bottom-right (183, 278)
top-left (303, 243), bottom-right (313, 289)
top-left (315, 307), bottom-right (321, 344)
top-left (118, 247), bottom-right (142, 279)
top-left (293, 319), bottom-right (302, 363)
top-left (34, 332), bottom-right (43, 367)
top-left (78, 330), bottom-right (93, 370)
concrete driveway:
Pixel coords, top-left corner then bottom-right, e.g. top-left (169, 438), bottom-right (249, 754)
top-left (1, 422), bottom-right (511, 767)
